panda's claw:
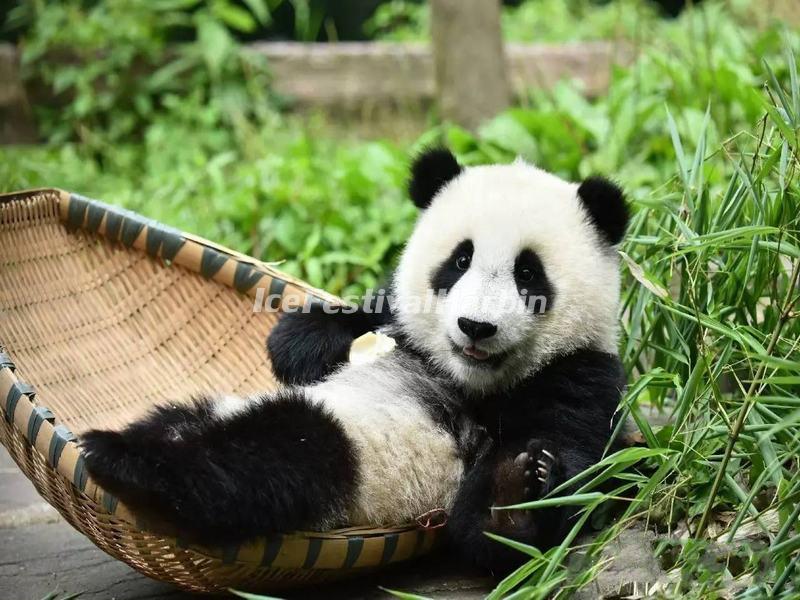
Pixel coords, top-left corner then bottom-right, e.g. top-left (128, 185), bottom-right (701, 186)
top-left (522, 439), bottom-right (559, 498)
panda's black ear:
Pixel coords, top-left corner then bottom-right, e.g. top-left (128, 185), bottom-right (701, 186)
top-left (577, 176), bottom-right (629, 245)
top-left (408, 148), bottom-right (463, 209)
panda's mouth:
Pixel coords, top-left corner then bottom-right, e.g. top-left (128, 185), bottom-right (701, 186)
top-left (451, 341), bottom-right (508, 369)
top-left (462, 345), bottom-right (490, 361)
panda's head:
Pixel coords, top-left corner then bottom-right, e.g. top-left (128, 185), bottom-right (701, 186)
top-left (393, 149), bottom-right (628, 393)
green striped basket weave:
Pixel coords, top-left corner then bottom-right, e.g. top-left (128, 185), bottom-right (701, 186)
top-left (0, 189), bottom-right (441, 593)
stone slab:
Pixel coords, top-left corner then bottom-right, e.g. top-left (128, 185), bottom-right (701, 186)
top-left (254, 41), bottom-right (630, 107)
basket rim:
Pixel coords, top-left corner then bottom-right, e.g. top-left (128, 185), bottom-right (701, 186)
top-left (0, 188), bottom-right (341, 305)
top-left (0, 188), bottom-right (439, 572)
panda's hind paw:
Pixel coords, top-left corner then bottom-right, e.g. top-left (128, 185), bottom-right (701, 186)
top-left (513, 439), bottom-right (559, 500)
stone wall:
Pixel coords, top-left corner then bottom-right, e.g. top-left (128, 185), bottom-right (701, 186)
top-left (0, 40), bottom-right (631, 143)
top-left (255, 41), bottom-right (630, 107)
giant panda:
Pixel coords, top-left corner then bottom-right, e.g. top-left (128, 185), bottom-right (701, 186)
top-left (80, 148), bottom-right (628, 573)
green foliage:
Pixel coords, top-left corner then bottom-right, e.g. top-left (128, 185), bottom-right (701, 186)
top-left (363, 0), bottom-right (428, 42)
top-left (577, 50), bottom-right (799, 597)
top-left (365, 0), bottom-right (776, 45)
top-left (438, 3), bottom-right (794, 184)
top-left (367, 0), bottom-right (660, 43)
top-left (500, 0), bottom-right (658, 43)
top-left (0, 118), bottom-right (414, 298)
top-left (9, 0), bottom-right (274, 149)
top-left (2, 1), bottom-right (800, 596)
top-left (4, 0), bottom-right (417, 297)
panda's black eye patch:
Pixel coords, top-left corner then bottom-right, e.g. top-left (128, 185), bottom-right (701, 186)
top-left (431, 239), bottom-right (473, 294)
top-left (514, 249), bottom-right (554, 313)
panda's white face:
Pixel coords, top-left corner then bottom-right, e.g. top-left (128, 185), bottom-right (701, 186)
top-left (393, 159), bottom-right (623, 393)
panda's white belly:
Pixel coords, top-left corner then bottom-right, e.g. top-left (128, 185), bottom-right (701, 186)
top-left (305, 357), bottom-right (464, 527)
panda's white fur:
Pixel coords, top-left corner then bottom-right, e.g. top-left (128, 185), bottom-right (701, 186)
top-left (395, 159), bottom-right (621, 391)
top-left (304, 357), bottom-right (464, 526)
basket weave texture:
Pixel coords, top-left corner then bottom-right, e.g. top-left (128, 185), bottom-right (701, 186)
top-left (0, 189), bottom-right (439, 593)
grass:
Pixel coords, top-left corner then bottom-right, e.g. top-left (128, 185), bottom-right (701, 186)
top-left (3, 0), bottom-right (800, 597)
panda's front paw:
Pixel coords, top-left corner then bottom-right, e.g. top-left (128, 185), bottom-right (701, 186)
top-left (514, 439), bottom-right (559, 501)
top-left (267, 311), bottom-right (351, 385)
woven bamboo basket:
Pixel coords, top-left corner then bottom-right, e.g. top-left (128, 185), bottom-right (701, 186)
top-left (0, 189), bottom-right (441, 593)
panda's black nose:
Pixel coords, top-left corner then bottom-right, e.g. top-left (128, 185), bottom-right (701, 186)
top-left (458, 317), bottom-right (497, 341)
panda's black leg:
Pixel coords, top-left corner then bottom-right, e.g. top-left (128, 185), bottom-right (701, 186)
top-left (80, 390), bottom-right (359, 544)
top-left (267, 300), bottom-right (392, 386)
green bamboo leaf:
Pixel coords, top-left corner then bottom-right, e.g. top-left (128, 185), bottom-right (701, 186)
top-left (665, 106), bottom-right (689, 191)
top-left (484, 532), bottom-right (544, 559)
top-left (379, 589), bottom-right (434, 600)
top-left (764, 60), bottom-right (796, 128)
top-left (487, 557), bottom-right (542, 600)
top-left (230, 590), bottom-right (284, 600)
top-left (496, 492), bottom-right (605, 511)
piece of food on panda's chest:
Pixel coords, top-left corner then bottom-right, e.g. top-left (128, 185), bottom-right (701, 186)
top-left (348, 331), bottom-right (397, 366)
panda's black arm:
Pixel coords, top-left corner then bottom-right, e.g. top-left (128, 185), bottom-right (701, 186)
top-left (448, 350), bottom-right (625, 575)
top-left (266, 294), bottom-right (393, 386)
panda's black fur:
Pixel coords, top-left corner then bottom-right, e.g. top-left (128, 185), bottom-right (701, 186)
top-left (82, 391), bottom-right (360, 541)
top-left (81, 148), bottom-right (629, 576)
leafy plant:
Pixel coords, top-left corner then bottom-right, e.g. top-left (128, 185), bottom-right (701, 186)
top-left (7, 0), bottom-right (275, 150)
top-left (365, 0), bottom-right (763, 44)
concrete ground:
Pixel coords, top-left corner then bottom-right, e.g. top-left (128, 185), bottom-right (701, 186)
top-left (0, 445), bottom-right (493, 600)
